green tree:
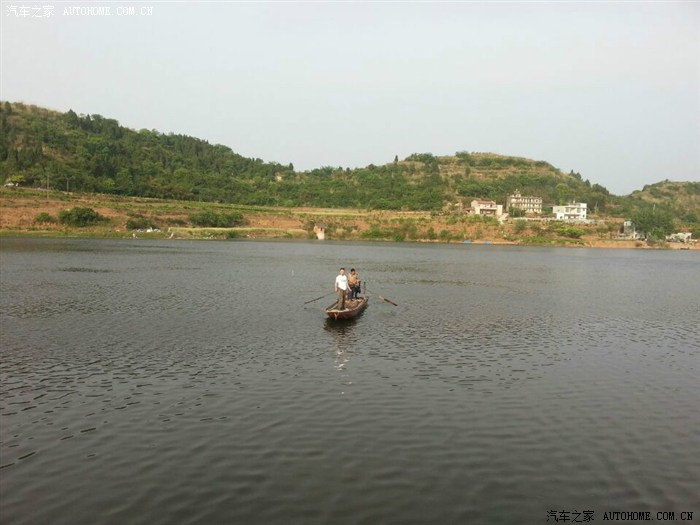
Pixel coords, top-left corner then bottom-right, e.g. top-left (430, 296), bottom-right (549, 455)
top-left (631, 208), bottom-right (675, 240)
top-left (34, 212), bottom-right (56, 224)
top-left (555, 183), bottom-right (569, 204)
top-left (64, 109), bottom-right (80, 128)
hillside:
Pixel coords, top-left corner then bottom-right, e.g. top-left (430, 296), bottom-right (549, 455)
top-left (629, 181), bottom-right (700, 223)
top-left (0, 101), bottom-right (697, 223)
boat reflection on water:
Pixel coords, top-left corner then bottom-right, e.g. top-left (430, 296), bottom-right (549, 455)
top-left (324, 318), bottom-right (359, 371)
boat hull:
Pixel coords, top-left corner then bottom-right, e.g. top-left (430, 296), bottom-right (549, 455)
top-left (325, 296), bottom-right (369, 320)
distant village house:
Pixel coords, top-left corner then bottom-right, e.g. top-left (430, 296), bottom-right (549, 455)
top-left (470, 199), bottom-right (504, 219)
top-left (553, 202), bottom-right (587, 221)
top-left (506, 190), bottom-right (542, 214)
top-left (619, 220), bottom-right (641, 240)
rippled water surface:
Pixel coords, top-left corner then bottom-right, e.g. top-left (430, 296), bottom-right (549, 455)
top-left (1, 238), bottom-right (698, 524)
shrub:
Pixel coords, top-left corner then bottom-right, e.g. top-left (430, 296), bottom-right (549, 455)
top-left (34, 212), bottom-right (57, 224)
top-left (361, 227), bottom-right (386, 239)
top-left (455, 151), bottom-right (473, 163)
top-left (556, 227), bottom-right (585, 239)
top-left (58, 207), bottom-right (106, 227)
top-left (514, 220), bottom-right (528, 233)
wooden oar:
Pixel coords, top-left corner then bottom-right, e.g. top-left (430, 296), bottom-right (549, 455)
top-left (378, 295), bottom-right (398, 306)
top-left (303, 292), bottom-right (335, 305)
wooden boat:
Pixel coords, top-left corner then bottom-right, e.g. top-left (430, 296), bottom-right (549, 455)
top-left (325, 296), bottom-right (369, 320)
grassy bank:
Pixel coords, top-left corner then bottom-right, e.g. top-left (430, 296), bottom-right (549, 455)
top-left (0, 188), bottom-right (694, 249)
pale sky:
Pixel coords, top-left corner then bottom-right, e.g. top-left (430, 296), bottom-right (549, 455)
top-left (2, 1), bottom-right (698, 195)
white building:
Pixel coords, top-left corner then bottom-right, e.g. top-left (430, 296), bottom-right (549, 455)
top-left (666, 232), bottom-right (692, 243)
top-left (506, 190), bottom-right (542, 214)
top-left (471, 200), bottom-right (503, 218)
top-left (620, 220), bottom-right (641, 239)
top-left (553, 202), bottom-right (587, 221)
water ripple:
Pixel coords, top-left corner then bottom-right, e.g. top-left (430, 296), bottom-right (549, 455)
top-left (1, 240), bottom-right (698, 524)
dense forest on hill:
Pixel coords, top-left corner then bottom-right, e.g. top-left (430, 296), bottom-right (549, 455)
top-left (1, 102), bottom-right (697, 225)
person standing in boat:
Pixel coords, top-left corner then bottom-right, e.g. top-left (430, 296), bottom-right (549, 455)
top-left (334, 267), bottom-right (348, 310)
top-left (348, 268), bottom-right (361, 299)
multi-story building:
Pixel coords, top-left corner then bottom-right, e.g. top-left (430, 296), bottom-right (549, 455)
top-left (553, 202), bottom-right (587, 221)
top-left (506, 190), bottom-right (542, 214)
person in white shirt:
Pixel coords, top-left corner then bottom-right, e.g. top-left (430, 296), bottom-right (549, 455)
top-left (334, 267), bottom-right (348, 310)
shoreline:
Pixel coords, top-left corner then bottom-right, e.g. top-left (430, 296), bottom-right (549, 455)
top-left (1, 189), bottom-right (696, 250)
top-left (1, 230), bottom-right (696, 251)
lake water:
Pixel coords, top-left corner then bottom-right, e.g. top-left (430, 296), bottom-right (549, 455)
top-left (1, 238), bottom-right (698, 524)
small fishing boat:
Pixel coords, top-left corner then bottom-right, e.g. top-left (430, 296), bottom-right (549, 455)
top-left (325, 296), bottom-right (369, 320)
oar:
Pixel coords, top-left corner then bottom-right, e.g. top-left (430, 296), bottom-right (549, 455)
top-left (303, 292), bottom-right (335, 305)
top-left (378, 295), bottom-right (398, 306)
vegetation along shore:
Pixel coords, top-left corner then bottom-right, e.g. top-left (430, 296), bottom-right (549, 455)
top-left (1, 102), bottom-right (698, 248)
top-left (1, 189), bottom-right (696, 250)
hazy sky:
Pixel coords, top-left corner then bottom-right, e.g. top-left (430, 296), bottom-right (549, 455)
top-left (2, 1), bottom-right (698, 195)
